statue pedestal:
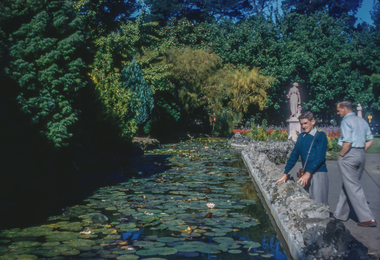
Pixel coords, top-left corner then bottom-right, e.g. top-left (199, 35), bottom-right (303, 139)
top-left (287, 117), bottom-right (301, 141)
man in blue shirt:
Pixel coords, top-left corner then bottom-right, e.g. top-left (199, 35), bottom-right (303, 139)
top-left (276, 111), bottom-right (329, 204)
top-left (332, 101), bottom-right (376, 227)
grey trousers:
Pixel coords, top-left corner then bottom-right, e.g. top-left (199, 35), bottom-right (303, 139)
top-left (334, 148), bottom-right (374, 222)
top-left (305, 171), bottom-right (329, 204)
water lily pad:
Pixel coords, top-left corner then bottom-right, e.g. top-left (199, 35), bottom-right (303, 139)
top-left (61, 249), bottom-right (81, 256)
top-left (16, 254), bottom-right (38, 259)
top-left (156, 237), bottom-right (183, 243)
top-left (116, 255), bottom-right (140, 260)
top-left (41, 242), bottom-right (60, 247)
top-left (136, 247), bottom-right (177, 256)
top-left (105, 234), bottom-right (121, 240)
top-left (241, 241), bottom-right (261, 248)
top-left (203, 232), bottom-right (227, 237)
top-left (63, 239), bottom-right (96, 247)
top-left (228, 249), bottom-right (242, 254)
top-left (144, 235), bottom-right (158, 240)
top-left (133, 241), bottom-right (165, 248)
top-left (79, 252), bottom-right (97, 257)
top-left (33, 249), bottom-right (61, 257)
top-left (78, 234), bottom-right (98, 239)
top-left (212, 237), bottom-right (235, 243)
top-left (45, 231), bottom-right (79, 242)
top-left (76, 246), bottom-right (93, 251)
top-left (8, 241), bottom-right (41, 248)
top-left (196, 244), bottom-right (221, 254)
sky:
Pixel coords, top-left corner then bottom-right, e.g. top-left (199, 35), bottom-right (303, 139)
top-left (356, 0), bottom-right (375, 25)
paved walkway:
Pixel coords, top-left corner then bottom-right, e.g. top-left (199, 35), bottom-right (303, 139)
top-left (278, 153), bottom-right (380, 258)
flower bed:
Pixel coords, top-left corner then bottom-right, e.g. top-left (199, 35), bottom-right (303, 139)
top-left (233, 127), bottom-right (289, 141)
top-left (234, 126), bottom-right (342, 152)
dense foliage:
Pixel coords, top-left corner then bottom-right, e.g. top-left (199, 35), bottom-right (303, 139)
top-left (1, 0), bottom-right (87, 147)
top-left (0, 0), bottom-right (379, 167)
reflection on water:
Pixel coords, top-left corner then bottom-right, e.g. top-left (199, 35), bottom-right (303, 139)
top-left (0, 138), bottom-right (287, 260)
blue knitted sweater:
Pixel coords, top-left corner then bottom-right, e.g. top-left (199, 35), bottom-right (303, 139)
top-left (284, 130), bottom-right (328, 174)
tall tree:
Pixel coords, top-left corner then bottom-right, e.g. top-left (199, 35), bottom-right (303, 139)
top-left (368, 1), bottom-right (380, 115)
top-left (122, 58), bottom-right (154, 125)
top-left (281, 0), bottom-right (363, 19)
top-left (144, 0), bottom-right (255, 25)
top-left (281, 0), bottom-right (363, 29)
top-left (210, 12), bottom-right (374, 121)
top-left (73, 0), bottom-right (139, 37)
top-left (1, 0), bottom-right (86, 147)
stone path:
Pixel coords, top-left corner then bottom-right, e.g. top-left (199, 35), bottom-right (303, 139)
top-left (278, 153), bottom-right (380, 258)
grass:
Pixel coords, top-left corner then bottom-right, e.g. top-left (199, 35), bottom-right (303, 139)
top-left (326, 151), bottom-right (339, 161)
top-left (325, 135), bottom-right (380, 160)
top-left (366, 135), bottom-right (380, 154)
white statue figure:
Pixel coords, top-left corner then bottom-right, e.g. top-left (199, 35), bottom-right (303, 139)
top-left (357, 104), bottom-right (363, 118)
top-left (287, 82), bottom-right (301, 118)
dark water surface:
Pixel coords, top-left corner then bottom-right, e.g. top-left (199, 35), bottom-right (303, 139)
top-left (0, 138), bottom-right (287, 260)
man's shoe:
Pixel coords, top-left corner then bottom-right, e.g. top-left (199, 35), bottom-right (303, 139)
top-left (329, 212), bottom-right (347, 222)
top-left (357, 219), bottom-right (377, 227)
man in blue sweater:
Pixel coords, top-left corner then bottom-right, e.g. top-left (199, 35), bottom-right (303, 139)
top-left (275, 111), bottom-right (329, 204)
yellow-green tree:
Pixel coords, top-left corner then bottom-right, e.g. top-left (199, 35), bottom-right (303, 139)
top-left (160, 47), bottom-right (274, 135)
top-left (90, 22), bottom-right (140, 139)
top-left (227, 67), bottom-right (274, 112)
top-left (164, 47), bottom-right (222, 113)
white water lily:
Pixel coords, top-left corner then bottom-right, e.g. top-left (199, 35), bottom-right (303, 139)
top-left (206, 203), bottom-right (215, 209)
top-left (80, 230), bottom-right (93, 235)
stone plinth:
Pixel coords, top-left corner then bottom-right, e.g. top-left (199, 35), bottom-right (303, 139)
top-left (287, 117), bottom-right (301, 141)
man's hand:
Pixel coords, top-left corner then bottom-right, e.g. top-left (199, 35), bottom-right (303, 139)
top-left (297, 172), bottom-right (311, 186)
top-left (275, 174), bottom-right (288, 184)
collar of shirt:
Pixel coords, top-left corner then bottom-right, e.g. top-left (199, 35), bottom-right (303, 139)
top-left (303, 127), bottom-right (317, 137)
top-left (343, 112), bottom-right (355, 120)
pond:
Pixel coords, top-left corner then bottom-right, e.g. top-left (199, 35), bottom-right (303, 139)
top-left (0, 138), bottom-right (288, 260)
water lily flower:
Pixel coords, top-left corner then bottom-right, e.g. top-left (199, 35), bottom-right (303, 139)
top-left (80, 230), bottom-right (93, 235)
top-left (207, 203), bottom-right (215, 209)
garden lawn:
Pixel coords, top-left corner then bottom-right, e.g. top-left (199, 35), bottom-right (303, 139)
top-left (326, 135), bottom-right (380, 160)
top-left (366, 135), bottom-right (380, 154)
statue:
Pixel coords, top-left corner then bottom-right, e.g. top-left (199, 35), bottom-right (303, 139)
top-left (287, 82), bottom-right (301, 118)
top-left (286, 82), bottom-right (302, 141)
top-left (357, 104), bottom-right (362, 118)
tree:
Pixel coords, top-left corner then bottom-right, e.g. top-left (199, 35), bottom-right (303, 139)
top-left (227, 67), bottom-right (274, 112)
top-left (163, 47), bottom-right (222, 117)
top-left (89, 22), bottom-right (139, 139)
top-left (210, 12), bottom-right (375, 122)
top-left (73, 0), bottom-right (139, 37)
top-left (368, 1), bottom-right (380, 114)
top-left (1, 0), bottom-right (86, 147)
top-left (122, 58), bottom-right (154, 125)
top-left (281, 0), bottom-right (363, 19)
top-left (144, 0), bottom-right (256, 25)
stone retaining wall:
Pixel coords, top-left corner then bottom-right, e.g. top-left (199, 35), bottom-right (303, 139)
top-left (231, 133), bottom-right (369, 260)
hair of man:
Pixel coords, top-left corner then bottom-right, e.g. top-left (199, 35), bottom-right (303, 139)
top-left (298, 111), bottom-right (315, 121)
top-left (337, 100), bottom-right (353, 111)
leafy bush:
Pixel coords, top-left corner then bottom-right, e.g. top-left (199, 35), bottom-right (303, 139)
top-left (267, 129), bottom-right (288, 141)
top-left (330, 137), bottom-right (341, 152)
top-left (244, 127), bottom-right (288, 141)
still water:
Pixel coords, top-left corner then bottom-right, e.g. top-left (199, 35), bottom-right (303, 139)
top-left (0, 138), bottom-right (287, 260)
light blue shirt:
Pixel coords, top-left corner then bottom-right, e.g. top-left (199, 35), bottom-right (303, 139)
top-left (338, 112), bottom-right (373, 147)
